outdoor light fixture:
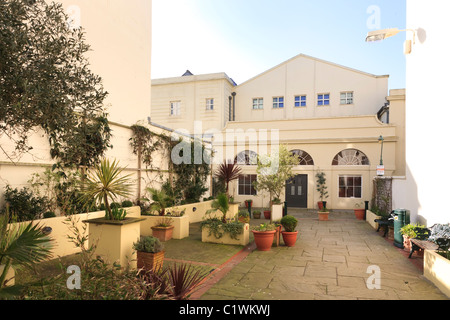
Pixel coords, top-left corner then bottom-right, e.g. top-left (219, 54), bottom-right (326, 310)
top-left (365, 28), bottom-right (416, 54)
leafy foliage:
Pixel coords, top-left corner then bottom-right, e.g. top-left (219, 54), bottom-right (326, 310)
top-left (133, 236), bottom-right (164, 254)
top-left (253, 145), bottom-right (299, 202)
top-left (144, 187), bottom-right (174, 216)
top-left (0, 0), bottom-right (110, 166)
top-left (206, 193), bottom-right (230, 223)
top-left (0, 208), bottom-right (53, 294)
top-left (280, 215), bottom-right (298, 232)
top-left (200, 218), bottom-right (245, 240)
top-left (2, 185), bottom-right (49, 221)
top-left (315, 171), bottom-right (329, 202)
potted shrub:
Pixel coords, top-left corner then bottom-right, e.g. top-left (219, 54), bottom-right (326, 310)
top-left (251, 223), bottom-right (277, 251)
top-left (253, 145), bottom-right (299, 217)
top-left (315, 171), bottom-right (329, 210)
top-left (214, 160), bottom-right (242, 198)
top-left (238, 211), bottom-right (250, 224)
top-left (400, 223), bottom-right (429, 252)
top-left (354, 202), bottom-right (365, 220)
top-left (318, 203), bottom-right (329, 221)
top-left (253, 210), bottom-right (261, 219)
top-left (263, 208), bottom-right (271, 220)
top-left (151, 217), bottom-right (175, 242)
top-left (280, 215), bottom-right (299, 247)
top-left (133, 236), bottom-right (165, 273)
top-left (244, 199), bottom-right (253, 209)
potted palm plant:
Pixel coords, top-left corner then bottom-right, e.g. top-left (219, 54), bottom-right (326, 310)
top-left (280, 215), bottom-right (299, 247)
top-left (82, 159), bottom-right (144, 269)
top-left (251, 223), bottom-right (277, 251)
top-left (207, 192), bottom-right (230, 223)
top-left (133, 236), bottom-right (165, 273)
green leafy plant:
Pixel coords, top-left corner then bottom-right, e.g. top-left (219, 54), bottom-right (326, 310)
top-left (0, 208), bottom-right (54, 296)
top-left (200, 218), bottom-right (244, 240)
top-left (253, 145), bottom-right (299, 204)
top-left (400, 223), bottom-right (428, 239)
top-left (206, 193), bottom-right (230, 223)
top-left (121, 200), bottom-right (134, 208)
top-left (315, 171), bottom-right (329, 203)
top-left (43, 212), bottom-right (56, 219)
top-left (81, 159), bottom-right (133, 220)
top-left (155, 217), bottom-right (174, 228)
top-left (164, 263), bottom-right (207, 300)
top-left (144, 188), bottom-right (174, 216)
top-left (108, 207), bottom-right (127, 220)
top-left (2, 185), bottom-right (49, 222)
top-left (252, 223), bottom-right (276, 232)
top-left (281, 215), bottom-right (298, 232)
top-left (133, 236), bottom-right (164, 254)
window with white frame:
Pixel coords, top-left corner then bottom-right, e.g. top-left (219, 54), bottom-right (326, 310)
top-left (338, 175), bottom-right (362, 198)
top-left (317, 94), bottom-right (330, 106)
top-left (273, 97), bottom-right (284, 109)
top-left (238, 174), bottom-right (257, 196)
top-left (340, 92), bottom-right (354, 105)
top-left (206, 98), bottom-right (214, 110)
top-left (252, 98), bottom-right (264, 110)
top-left (295, 95), bottom-right (307, 107)
top-left (170, 101), bottom-right (181, 116)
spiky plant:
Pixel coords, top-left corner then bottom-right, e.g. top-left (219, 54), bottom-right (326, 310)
top-left (82, 159), bottom-right (133, 220)
top-left (214, 160), bottom-right (242, 197)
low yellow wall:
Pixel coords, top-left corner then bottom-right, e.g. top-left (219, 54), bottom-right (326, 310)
top-left (366, 210), bottom-right (382, 230)
top-left (202, 223), bottom-right (250, 246)
top-left (7, 207), bottom-right (141, 259)
top-left (140, 215), bottom-right (189, 239)
top-left (424, 250), bottom-right (450, 298)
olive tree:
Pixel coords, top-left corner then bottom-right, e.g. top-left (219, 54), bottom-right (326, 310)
top-left (0, 0), bottom-right (110, 168)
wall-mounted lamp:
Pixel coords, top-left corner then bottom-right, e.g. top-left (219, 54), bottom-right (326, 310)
top-left (365, 28), bottom-right (416, 54)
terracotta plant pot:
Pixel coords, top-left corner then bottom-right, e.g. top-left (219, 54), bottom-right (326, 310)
top-left (281, 231), bottom-right (298, 247)
top-left (318, 211), bottom-right (329, 221)
top-left (136, 250), bottom-right (165, 272)
top-left (403, 235), bottom-right (412, 252)
top-left (151, 225), bottom-right (174, 242)
top-left (354, 209), bottom-right (365, 220)
top-left (252, 230), bottom-right (276, 251)
top-left (253, 212), bottom-right (261, 219)
top-left (264, 210), bottom-right (271, 219)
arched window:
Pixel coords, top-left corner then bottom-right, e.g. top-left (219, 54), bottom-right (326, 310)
top-left (234, 150), bottom-right (258, 165)
top-left (332, 149), bottom-right (370, 166)
top-left (290, 150), bottom-right (314, 165)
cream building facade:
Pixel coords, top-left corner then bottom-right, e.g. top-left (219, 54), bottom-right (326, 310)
top-left (151, 54), bottom-right (406, 210)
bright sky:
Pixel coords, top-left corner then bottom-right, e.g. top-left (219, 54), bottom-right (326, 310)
top-left (152, 0), bottom-right (406, 90)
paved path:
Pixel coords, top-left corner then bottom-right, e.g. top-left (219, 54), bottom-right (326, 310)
top-left (197, 210), bottom-right (449, 300)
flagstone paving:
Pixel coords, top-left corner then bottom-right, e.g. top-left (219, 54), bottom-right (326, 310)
top-left (195, 209), bottom-right (449, 300)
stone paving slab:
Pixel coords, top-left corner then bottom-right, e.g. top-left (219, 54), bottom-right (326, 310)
top-left (198, 209), bottom-right (449, 300)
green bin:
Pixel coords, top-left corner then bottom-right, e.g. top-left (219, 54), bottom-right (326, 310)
top-left (393, 209), bottom-right (410, 248)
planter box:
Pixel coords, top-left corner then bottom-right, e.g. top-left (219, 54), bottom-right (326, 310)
top-left (366, 210), bottom-right (382, 230)
top-left (424, 250), bottom-right (450, 298)
top-left (202, 223), bottom-right (250, 246)
top-left (136, 251), bottom-right (165, 273)
top-left (85, 217), bottom-right (145, 270)
top-left (0, 264), bottom-right (15, 287)
top-left (141, 215), bottom-right (189, 240)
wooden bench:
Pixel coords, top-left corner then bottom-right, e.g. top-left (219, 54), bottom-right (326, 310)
top-left (409, 225), bottom-right (450, 258)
